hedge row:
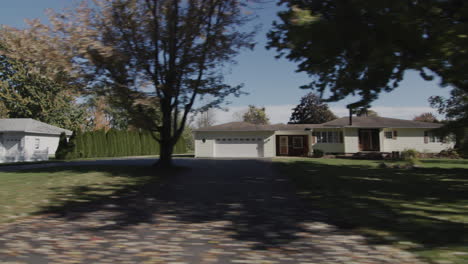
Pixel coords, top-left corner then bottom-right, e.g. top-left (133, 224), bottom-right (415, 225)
top-left (56, 129), bottom-right (186, 160)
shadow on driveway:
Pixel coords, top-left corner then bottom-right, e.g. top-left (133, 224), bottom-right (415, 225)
top-left (0, 159), bottom-right (426, 263)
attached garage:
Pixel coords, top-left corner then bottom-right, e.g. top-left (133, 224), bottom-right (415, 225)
top-left (214, 137), bottom-right (264, 158)
top-left (194, 122), bottom-right (316, 158)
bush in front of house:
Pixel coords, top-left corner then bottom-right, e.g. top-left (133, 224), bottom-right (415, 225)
top-left (401, 149), bottom-right (420, 160)
top-left (55, 129), bottom-right (186, 160)
top-left (313, 149), bottom-right (325, 158)
top-left (439, 149), bottom-right (461, 159)
top-left (401, 148), bottom-right (421, 166)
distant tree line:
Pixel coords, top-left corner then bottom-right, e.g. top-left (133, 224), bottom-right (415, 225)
top-left (56, 130), bottom-right (187, 160)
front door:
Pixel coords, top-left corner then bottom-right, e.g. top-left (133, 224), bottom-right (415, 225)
top-left (277, 135), bottom-right (309, 156)
top-left (359, 129), bottom-right (380, 151)
top-left (279, 136), bottom-right (288, 155)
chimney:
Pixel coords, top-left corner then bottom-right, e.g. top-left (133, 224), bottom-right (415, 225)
top-left (349, 107), bottom-right (353, 126)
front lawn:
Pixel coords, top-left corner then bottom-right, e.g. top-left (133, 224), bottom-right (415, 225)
top-left (275, 158), bottom-right (468, 264)
top-left (0, 166), bottom-right (157, 224)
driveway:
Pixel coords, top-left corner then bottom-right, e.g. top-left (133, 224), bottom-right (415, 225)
top-left (0, 159), bottom-right (424, 263)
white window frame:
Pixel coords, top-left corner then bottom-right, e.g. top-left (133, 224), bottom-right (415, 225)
top-left (292, 136), bottom-right (304, 149)
top-left (384, 131), bottom-right (393, 139)
top-left (316, 131), bottom-right (343, 143)
top-left (428, 132), bottom-right (442, 143)
top-left (35, 138), bottom-right (40, 149)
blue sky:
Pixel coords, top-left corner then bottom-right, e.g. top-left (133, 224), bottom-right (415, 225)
top-left (0, 0), bottom-right (451, 123)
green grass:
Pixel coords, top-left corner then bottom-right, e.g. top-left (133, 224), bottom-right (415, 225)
top-left (275, 158), bottom-right (468, 264)
top-left (0, 166), bottom-right (158, 223)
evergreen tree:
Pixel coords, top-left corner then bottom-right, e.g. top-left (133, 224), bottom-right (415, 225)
top-left (65, 132), bottom-right (77, 160)
top-left (289, 93), bottom-right (337, 124)
top-left (55, 132), bottom-right (69, 160)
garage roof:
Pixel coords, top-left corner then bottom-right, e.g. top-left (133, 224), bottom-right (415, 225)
top-left (194, 122), bottom-right (321, 132)
top-left (0, 118), bottom-right (73, 136)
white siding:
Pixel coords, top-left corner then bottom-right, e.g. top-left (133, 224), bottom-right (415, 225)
top-left (194, 131), bottom-right (275, 158)
top-left (381, 128), bottom-right (454, 153)
top-left (343, 128), bottom-right (360, 153)
top-left (24, 133), bottom-right (62, 156)
top-left (0, 132), bottom-right (26, 162)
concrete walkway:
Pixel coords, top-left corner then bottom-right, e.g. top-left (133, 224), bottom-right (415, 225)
top-left (0, 159), bottom-right (424, 263)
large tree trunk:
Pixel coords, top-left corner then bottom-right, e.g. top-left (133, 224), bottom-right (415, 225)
top-left (157, 137), bottom-right (174, 168)
top-left (154, 98), bottom-right (174, 168)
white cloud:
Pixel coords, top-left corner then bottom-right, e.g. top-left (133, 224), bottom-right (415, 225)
top-left (205, 105), bottom-right (295, 125)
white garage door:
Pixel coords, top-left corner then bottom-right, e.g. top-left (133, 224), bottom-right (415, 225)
top-left (214, 137), bottom-right (264, 158)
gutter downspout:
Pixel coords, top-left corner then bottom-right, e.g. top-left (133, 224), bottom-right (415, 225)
top-left (349, 108), bottom-right (353, 126)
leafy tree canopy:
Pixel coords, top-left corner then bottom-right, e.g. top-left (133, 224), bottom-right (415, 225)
top-left (243, 105), bottom-right (270, 125)
top-left (0, 55), bottom-right (87, 131)
top-left (430, 88), bottom-right (468, 125)
top-left (0, 0), bottom-right (258, 167)
top-left (289, 92), bottom-right (336, 124)
top-left (268, 0), bottom-right (468, 109)
top-left (413, 112), bottom-right (439, 123)
top-left (355, 108), bottom-right (379, 117)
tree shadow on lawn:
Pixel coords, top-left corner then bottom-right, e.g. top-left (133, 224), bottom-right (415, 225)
top-left (277, 160), bottom-right (468, 252)
top-left (10, 160), bottom-right (326, 250)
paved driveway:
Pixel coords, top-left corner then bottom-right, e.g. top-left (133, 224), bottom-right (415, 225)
top-left (0, 159), bottom-right (424, 263)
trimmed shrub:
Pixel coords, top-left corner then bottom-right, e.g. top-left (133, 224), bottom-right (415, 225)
top-left (439, 149), bottom-right (461, 159)
top-left (55, 132), bottom-right (69, 160)
top-left (313, 149), bottom-right (325, 158)
top-left (57, 129), bottom-right (186, 160)
top-left (74, 129), bottom-right (85, 158)
top-left (401, 149), bottom-right (420, 161)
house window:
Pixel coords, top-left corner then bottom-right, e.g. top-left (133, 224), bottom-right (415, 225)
top-left (428, 132), bottom-right (442, 143)
top-left (316, 131), bottom-right (343, 143)
top-left (35, 138), bottom-right (40, 149)
top-left (292, 137), bottom-right (304, 149)
top-left (385, 132), bottom-right (393, 139)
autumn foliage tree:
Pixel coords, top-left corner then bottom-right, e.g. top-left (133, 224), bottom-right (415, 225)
top-left (413, 113), bottom-right (439, 123)
top-left (243, 105), bottom-right (270, 125)
top-left (1, 0), bottom-right (257, 167)
top-left (289, 93), bottom-right (336, 124)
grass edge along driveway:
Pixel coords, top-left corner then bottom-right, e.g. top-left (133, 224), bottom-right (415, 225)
top-left (274, 158), bottom-right (468, 264)
top-left (0, 166), bottom-right (158, 224)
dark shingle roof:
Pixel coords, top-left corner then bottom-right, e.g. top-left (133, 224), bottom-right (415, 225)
top-left (0, 119), bottom-right (73, 136)
top-left (195, 117), bottom-right (444, 132)
top-left (194, 122), bottom-right (321, 132)
top-left (321, 116), bottom-right (443, 128)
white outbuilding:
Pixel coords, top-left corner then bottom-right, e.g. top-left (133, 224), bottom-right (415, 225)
top-left (0, 118), bottom-right (72, 163)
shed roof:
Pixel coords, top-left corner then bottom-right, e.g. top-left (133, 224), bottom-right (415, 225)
top-left (321, 116), bottom-right (443, 129)
top-left (0, 119), bottom-right (73, 136)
